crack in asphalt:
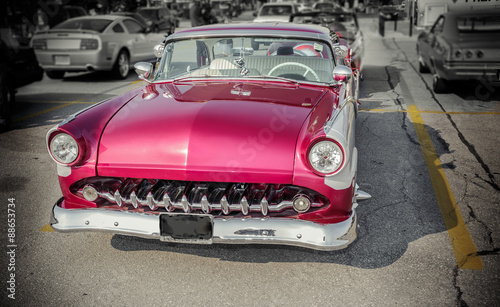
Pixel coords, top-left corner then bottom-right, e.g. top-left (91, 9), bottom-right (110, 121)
top-left (384, 66), bottom-right (420, 145)
top-left (467, 202), bottom-right (494, 245)
top-left (359, 113), bottom-right (384, 139)
top-left (475, 248), bottom-right (500, 256)
top-left (453, 266), bottom-right (469, 307)
top-left (457, 173), bottom-right (495, 248)
top-left (392, 38), bottom-right (500, 193)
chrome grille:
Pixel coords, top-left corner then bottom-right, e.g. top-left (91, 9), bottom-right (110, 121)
top-left (72, 177), bottom-right (329, 216)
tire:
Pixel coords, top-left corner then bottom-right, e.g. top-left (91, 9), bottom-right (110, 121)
top-left (432, 75), bottom-right (448, 93)
top-left (153, 26), bottom-right (160, 33)
top-left (46, 70), bottom-right (65, 79)
top-left (112, 50), bottom-right (130, 80)
top-left (0, 76), bottom-right (12, 132)
top-left (418, 53), bottom-right (430, 73)
top-left (419, 60), bottom-right (430, 73)
top-left (251, 40), bottom-right (259, 50)
top-left (417, 47), bottom-right (430, 73)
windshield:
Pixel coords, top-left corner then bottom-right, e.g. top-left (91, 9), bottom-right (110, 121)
top-left (53, 19), bottom-right (112, 32)
top-left (155, 36), bottom-right (335, 84)
top-left (457, 15), bottom-right (500, 33)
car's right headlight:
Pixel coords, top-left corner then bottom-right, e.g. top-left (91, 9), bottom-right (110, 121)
top-left (49, 132), bottom-right (79, 165)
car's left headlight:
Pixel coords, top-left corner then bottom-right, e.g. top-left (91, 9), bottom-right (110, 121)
top-left (308, 140), bottom-right (344, 175)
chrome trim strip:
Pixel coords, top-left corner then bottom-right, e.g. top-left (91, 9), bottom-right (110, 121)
top-left (50, 199), bottom-right (357, 251)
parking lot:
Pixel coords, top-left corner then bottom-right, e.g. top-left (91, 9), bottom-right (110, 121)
top-left (0, 12), bottom-right (499, 306)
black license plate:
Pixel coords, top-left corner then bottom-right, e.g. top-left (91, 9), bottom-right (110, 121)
top-left (160, 214), bottom-right (213, 240)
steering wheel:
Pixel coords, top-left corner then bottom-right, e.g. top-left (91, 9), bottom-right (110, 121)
top-left (268, 62), bottom-right (320, 82)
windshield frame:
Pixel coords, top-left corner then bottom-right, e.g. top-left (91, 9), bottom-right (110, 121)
top-left (153, 35), bottom-right (338, 85)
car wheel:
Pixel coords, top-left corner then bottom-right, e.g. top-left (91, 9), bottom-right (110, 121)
top-left (112, 50), bottom-right (130, 80)
top-left (432, 75), bottom-right (448, 93)
top-left (0, 76), bottom-right (12, 132)
top-left (418, 54), bottom-right (430, 73)
top-left (46, 70), bottom-right (65, 79)
top-left (153, 26), bottom-right (160, 33)
top-left (419, 61), bottom-right (430, 73)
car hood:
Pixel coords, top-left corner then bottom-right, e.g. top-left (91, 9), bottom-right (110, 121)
top-left (97, 81), bottom-right (327, 183)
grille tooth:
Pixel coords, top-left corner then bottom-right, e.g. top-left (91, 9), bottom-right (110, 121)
top-left (120, 178), bottom-right (140, 198)
top-left (151, 180), bottom-right (169, 203)
top-left (221, 196), bottom-right (229, 215)
top-left (147, 192), bottom-right (156, 210)
top-left (201, 195), bottom-right (210, 213)
top-left (227, 183), bottom-right (246, 206)
top-left (131, 191), bottom-right (138, 209)
top-left (181, 195), bottom-right (190, 213)
top-left (188, 183), bottom-right (209, 205)
top-left (248, 184), bottom-right (266, 206)
top-left (167, 182), bottom-right (186, 203)
top-left (136, 179), bottom-right (155, 199)
top-left (241, 196), bottom-right (249, 215)
top-left (261, 197), bottom-right (269, 216)
top-left (207, 184), bottom-right (226, 205)
top-left (163, 193), bottom-right (172, 212)
top-left (114, 190), bottom-right (123, 207)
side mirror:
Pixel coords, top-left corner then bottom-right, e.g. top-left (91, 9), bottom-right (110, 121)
top-left (134, 62), bottom-right (154, 81)
top-left (333, 65), bottom-right (352, 82)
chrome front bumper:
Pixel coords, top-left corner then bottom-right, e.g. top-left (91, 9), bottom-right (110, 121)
top-left (50, 198), bottom-right (358, 251)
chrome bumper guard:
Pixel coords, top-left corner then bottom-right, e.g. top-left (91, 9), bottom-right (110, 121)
top-left (50, 198), bottom-right (357, 251)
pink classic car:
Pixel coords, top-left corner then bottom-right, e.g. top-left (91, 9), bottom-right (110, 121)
top-left (48, 23), bottom-right (370, 250)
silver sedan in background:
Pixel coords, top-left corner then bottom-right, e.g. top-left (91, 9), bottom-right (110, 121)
top-left (31, 15), bottom-right (165, 79)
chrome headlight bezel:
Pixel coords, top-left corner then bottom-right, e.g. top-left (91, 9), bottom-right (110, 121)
top-left (307, 139), bottom-right (345, 176)
top-left (48, 132), bottom-right (80, 165)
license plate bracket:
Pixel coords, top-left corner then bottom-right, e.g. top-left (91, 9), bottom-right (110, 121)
top-left (160, 213), bottom-right (213, 242)
top-left (54, 55), bottom-right (70, 65)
